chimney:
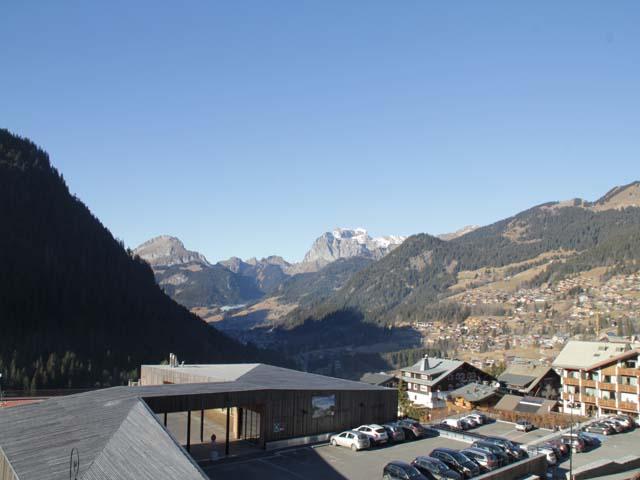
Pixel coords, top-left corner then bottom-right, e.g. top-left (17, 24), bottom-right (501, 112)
top-left (421, 354), bottom-right (430, 371)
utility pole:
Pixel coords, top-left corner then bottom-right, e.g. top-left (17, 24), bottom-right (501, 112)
top-left (0, 373), bottom-right (4, 407)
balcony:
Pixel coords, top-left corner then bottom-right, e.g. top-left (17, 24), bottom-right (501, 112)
top-left (582, 379), bottom-right (596, 388)
top-left (580, 394), bottom-right (596, 404)
top-left (598, 398), bottom-right (617, 408)
top-left (619, 401), bottom-right (639, 412)
top-left (619, 367), bottom-right (640, 377)
top-left (564, 377), bottom-right (580, 386)
top-left (602, 366), bottom-right (618, 375)
top-left (599, 382), bottom-right (617, 391)
top-left (618, 383), bottom-right (638, 394)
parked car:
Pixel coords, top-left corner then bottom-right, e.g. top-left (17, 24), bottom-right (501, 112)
top-left (461, 416), bottom-right (480, 429)
top-left (460, 448), bottom-right (500, 472)
top-left (465, 412), bottom-right (488, 425)
top-left (613, 414), bottom-right (637, 428)
top-left (482, 437), bottom-right (525, 460)
top-left (545, 439), bottom-right (569, 457)
top-left (577, 432), bottom-right (600, 448)
top-left (430, 448), bottom-right (480, 479)
top-left (560, 434), bottom-right (586, 453)
top-left (383, 461), bottom-right (428, 480)
top-left (600, 419), bottom-right (625, 433)
top-left (383, 423), bottom-right (406, 443)
top-left (412, 456), bottom-right (462, 480)
top-left (515, 420), bottom-right (534, 432)
top-left (536, 445), bottom-right (558, 466)
top-left (330, 430), bottom-right (370, 451)
top-left (582, 422), bottom-right (614, 436)
top-left (356, 424), bottom-right (389, 445)
top-left (442, 418), bottom-right (464, 430)
top-left (470, 441), bottom-right (510, 466)
top-left (398, 419), bottom-right (427, 439)
top-left (539, 442), bottom-right (563, 461)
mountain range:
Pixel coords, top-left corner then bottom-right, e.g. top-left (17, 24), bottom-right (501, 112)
top-left (133, 227), bottom-right (407, 311)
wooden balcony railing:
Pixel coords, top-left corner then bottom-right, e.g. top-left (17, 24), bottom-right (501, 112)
top-left (602, 366), bottom-right (618, 375)
top-left (599, 382), bottom-right (617, 391)
top-left (619, 368), bottom-right (640, 377)
top-left (619, 401), bottom-right (639, 412)
top-left (564, 377), bottom-right (580, 386)
top-left (598, 398), bottom-right (617, 408)
top-left (618, 383), bottom-right (638, 394)
top-left (580, 394), bottom-right (596, 404)
top-left (582, 379), bottom-right (596, 388)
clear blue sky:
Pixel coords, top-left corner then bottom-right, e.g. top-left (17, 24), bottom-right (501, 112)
top-left (2, 2), bottom-right (639, 262)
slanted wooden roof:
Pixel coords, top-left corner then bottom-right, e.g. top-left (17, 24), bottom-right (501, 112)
top-left (0, 363), bottom-right (386, 479)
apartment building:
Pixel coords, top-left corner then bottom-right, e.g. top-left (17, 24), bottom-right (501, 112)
top-left (400, 355), bottom-right (496, 408)
top-left (552, 341), bottom-right (640, 419)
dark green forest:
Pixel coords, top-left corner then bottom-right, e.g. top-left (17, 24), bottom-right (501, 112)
top-left (0, 129), bottom-right (283, 391)
top-left (157, 263), bottom-right (263, 308)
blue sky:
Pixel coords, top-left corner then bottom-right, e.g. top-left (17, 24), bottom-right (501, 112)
top-left (2, 1), bottom-right (639, 262)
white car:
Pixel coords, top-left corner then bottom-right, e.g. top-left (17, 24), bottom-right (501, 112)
top-left (355, 424), bottom-right (389, 445)
top-left (537, 446), bottom-right (557, 466)
top-left (515, 420), bottom-right (534, 432)
top-left (330, 430), bottom-right (370, 451)
top-left (466, 413), bottom-right (487, 425)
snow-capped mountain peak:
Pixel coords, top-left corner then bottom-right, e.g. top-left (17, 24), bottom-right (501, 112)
top-left (302, 227), bottom-right (406, 266)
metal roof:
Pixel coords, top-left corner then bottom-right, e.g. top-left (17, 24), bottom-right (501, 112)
top-left (359, 372), bottom-right (396, 386)
top-left (494, 394), bottom-right (557, 415)
top-left (497, 373), bottom-right (536, 388)
top-left (552, 341), bottom-right (631, 369)
top-left (401, 357), bottom-right (463, 386)
top-left (449, 383), bottom-right (498, 402)
top-left (0, 363), bottom-right (386, 479)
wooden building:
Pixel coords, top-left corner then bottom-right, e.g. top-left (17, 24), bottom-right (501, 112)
top-left (400, 355), bottom-right (496, 408)
top-left (0, 363), bottom-right (396, 480)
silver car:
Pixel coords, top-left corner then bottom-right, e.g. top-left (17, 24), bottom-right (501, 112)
top-left (330, 430), bottom-right (370, 451)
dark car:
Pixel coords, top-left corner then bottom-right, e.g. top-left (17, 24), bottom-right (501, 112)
top-left (560, 434), bottom-right (586, 453)
top-left (545, 439), bottom-right (569, 457)
top-left (430, 448), bottom-right (480, 478)
top-left (470, 441), bottom-right (510, 466)
top-left (482, 437), bottom-right (525, 460)
top-left (398, 419), bottom-right (427, 440)
top-left (383, 423), bottom-right (406, 443)
top-left (577, 432), bottom-right (600, 448)
top-left (412, 456), bottom-right (462, 480)
top-left (583, 422), bottom-right (615, 436)
top-left (460, 448), bottom-right (500, 472)
top-left (383, 461), bottom-right (428, 480)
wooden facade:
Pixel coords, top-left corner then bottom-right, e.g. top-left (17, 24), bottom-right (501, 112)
top-left (0, 447), bottom-right (18, 480)
top-left (140, 364), bottom-right (398, 447)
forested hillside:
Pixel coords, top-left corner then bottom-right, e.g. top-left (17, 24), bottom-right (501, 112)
top-left (286, 191), bottom-right (640, 327)
top-left (0, 129), bottom-right (282, 391)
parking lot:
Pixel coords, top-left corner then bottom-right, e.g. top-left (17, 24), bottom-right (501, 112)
top-left (204, 434), bottom-right (470, 480)
top-left (470, 419), bottom-right (554, 444)
top-left (203, 420), bottom-right (640, 480)
top-left (554, 426), bottom-right (640, 476)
